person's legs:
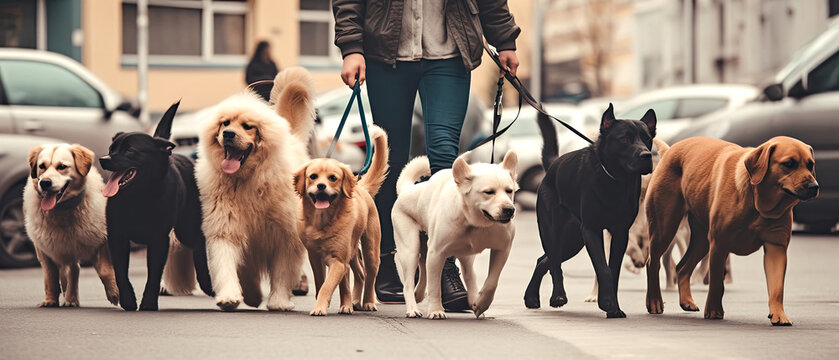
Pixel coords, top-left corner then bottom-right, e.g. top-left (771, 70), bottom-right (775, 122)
top-left (418, 57), bottom-right (471, 311)
top-left (366, 59), bottom-right (422, 303)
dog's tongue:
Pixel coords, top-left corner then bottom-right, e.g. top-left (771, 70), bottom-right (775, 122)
top-left (41, 193), bottom-right (57, 211)
top-left (221, 158), bottom-right (241, 174)
top-left (103, 171), bottom-right (125, 197)
top-left (314, 200), bottom-right (331, 209)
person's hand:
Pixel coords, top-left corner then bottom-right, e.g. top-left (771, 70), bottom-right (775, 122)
top-left (498, 50), bottom-right (519, 78)
top-left (341, 53), bottom-right (366, 88)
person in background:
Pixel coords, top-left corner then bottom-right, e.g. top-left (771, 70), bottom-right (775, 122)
top-left (246, 40), bottom-right (279, 101)
top-left (333, 0), bottom-right (520, 311)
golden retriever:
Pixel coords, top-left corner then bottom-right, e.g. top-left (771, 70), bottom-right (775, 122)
top-left (23, 144), bottom-right (118, 307)
top-left (195, 67), bottom-right (315, 311)
top-left (293, 125), bottom-right (388, 316)
top-left (645, 136), bottom-right (818, 326)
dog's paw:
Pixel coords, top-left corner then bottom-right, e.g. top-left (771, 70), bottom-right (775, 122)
top-left (215, 295), bottom-right (242, 312)
top-left (769, 312), bottom-right (792, 326)
top-left (61, 298), bottom-right (79, 308)
top-left (549, 295), bottom-right (568, 308)
top-left (354, 302), bottom-right (377, 311)
top-left (267, 299), bottom-right (295, 312)
top-left (427, 310), bottom-right (447, 320)
top-left (338, 304), bottom-right (354, 315)
top-left (606, 309), bottom-right (627, 318)
top-left (704, 308), bottom-right (724, 320)
top-left (119, 294), bottom-right (138, 311)
top-left (646, 295), bottom-right (663, 314)
top-left (680, 299), bottom-right (700, 312)
top-left (309, 306), bottom-right (328, 316)
top-left (406, 309), bottom-right (423, 318)
top-left (38, 299), bottom-right (58, 308)
top-left (583, 294), bottom-right (597, 303)
top-left (523, 296), bottom-right (541, 309)
top-left (138, 301), bottom-right (158, 311)
top-left (106, 291), bottom-right (120, 306)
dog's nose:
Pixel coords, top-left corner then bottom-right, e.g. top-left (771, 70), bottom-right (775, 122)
top-left (100, 155), bottom-right (111, 161)
top-left (501, 207), bottom-right (515, 218)
top-left (39, 179), bottom-right (52, 190)
top-left (805, 182), bottom-right (819, 198)
top-left (639, 151), bottom-right (652, 160)
top-left (317, 183), bottom-right (326, 190)
top-left (222, 131), bottom-right (235, 139)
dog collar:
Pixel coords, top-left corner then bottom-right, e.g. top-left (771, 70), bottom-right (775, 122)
top-left (54, 189), bottom-right (86, 211)
top-left (600, 163), bottom-right (617, 180)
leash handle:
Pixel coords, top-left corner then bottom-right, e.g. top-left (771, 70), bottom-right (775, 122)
top-left (325, 78), bottom-right (374, 177)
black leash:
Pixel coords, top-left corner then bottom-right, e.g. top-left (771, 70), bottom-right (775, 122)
top-left (470, 43), bottom-right (595, 156)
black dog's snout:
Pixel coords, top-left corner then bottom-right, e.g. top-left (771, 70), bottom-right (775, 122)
top-left (639, 151), bottom-right (652, 160)
top-left (39, 179), bottom-right (52, 189)
top-left (222, 131), bottom-right (236, 139)
top-left (805, 182), bottom-right (819, 198)
top-left (501, 207), bottom-right (515, 218)
top-left (317, 183), bottom-right (326, 190)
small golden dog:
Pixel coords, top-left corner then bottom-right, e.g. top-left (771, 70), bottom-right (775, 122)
top-left (294, 126), bottom-right (388, 316)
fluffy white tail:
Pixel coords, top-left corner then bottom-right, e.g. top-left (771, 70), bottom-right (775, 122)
top-left (271, 67), bottom-right (316, 142)
top-left (396, 156), bottom-right (431, 195)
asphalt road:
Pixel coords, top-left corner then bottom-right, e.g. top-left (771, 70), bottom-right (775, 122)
top-left (1, 210), bottom-right (838, 359)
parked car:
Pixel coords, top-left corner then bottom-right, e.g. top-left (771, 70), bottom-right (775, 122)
top-left (617, 84), bottom-right (758, 141)
top-left (671, 19), bottom-right (839, 232)
top-left (0, 49), bottom-right (144, 268)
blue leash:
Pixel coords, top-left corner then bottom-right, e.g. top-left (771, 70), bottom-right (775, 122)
top-left (326, 79), bottom-right (373, 176)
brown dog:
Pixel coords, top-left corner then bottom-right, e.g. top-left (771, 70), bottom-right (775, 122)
top-left (294, 126), bottom-right (388, 316)
top-left (645, 136), bottom-right (818, 326)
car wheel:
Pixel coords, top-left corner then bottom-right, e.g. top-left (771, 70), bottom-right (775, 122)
top-left (520, 167), bottom-right (545, 193)
top-left (0, 183), bottom-right (38, 268)
top-left (805, 221), bottom-right (837, 234)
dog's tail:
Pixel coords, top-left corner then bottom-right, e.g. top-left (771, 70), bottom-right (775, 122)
top-left (537, 112), bottom-right (559, 171)
top-left (396, 156), bottom-right (431, 195)
top-left (161, 233), bottom-right (196, 296)
top-left (153, 100), bottom-right (180, 140)
top-left (271, 67), bottom-right (316, 143)
top-left (653, 138), bottom-right (671, 157)
top-left (358, 125), bottom-right (389, 196)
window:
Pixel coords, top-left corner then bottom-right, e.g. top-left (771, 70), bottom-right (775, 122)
top-left (121, 0), bottom-right (249, 65)
top-left (805, 51), bottom-right (839, 95)
top-left (0, 0), bottom-right (37, 49)
top-left (0, 60), bottom-right (102, 108)
top-left (299, 0), bottom-right (341, 66)
top-left (676, 98), bottom-right (728, 119)
top-left (621, 99), bottom-right (678, 121)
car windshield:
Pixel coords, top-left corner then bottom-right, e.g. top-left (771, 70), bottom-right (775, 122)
top-left (774, 23), bottom-right (839, 83)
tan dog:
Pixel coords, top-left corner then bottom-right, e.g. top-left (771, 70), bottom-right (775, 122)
top-left (196, 67), bottom-right (315, 311)
top-left (23, 144), bottom-right (119, 307)
top-left (645, 136), bottom-right (818, 326)
top-left (294, 126), bottom-right (388, 316)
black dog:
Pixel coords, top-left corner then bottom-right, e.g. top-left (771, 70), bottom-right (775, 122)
top-left (523, 104), bottom-right (656, 318)
top-left (100, 101), bottom-right (213, 311)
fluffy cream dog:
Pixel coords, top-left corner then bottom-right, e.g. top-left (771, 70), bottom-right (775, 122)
top-left (195, 67), bottom-right (315, 311)
top-left (393, 151), bottom-right (519, 319)
top-left (23, 144), bottom-right (119, 307)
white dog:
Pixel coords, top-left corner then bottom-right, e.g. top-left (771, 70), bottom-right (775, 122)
top-left (392, 151), bottom-right (519, 319)
top-left (195, 67), bottom-right (315, 311)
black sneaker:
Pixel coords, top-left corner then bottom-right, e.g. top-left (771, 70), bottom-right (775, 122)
top-left (442, 257), bottom-right (470, 312)
top-left (376, 252), bottom-right (405, 304)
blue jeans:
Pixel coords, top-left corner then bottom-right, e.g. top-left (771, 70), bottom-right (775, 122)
top-left (366, 57), bottom-right (471, 253)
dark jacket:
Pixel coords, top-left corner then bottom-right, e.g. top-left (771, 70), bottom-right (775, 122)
top-left (333, 0), bottom-right (520, 71)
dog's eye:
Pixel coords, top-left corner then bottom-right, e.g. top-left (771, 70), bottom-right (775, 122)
top-left (309, 174), bottom-right (318, 180)
top-left (221, 119), bottom-right (230, 127)
top-left (807, 161), bottom-right (814, 171)
top-left (56, 164), bottom-right (68, 170)
top-left (242, 123), bottom-right (253, 130)
top-left (484, 190), bottom-right (495, 195)
top-left (328, 175), bottom-right (338, 182)
top-left (782, 160), bottom-right (797, 169)
top-left (505, 189), bottom-right (513, 194)
top-left (38, 164), bottom-right (45, 170)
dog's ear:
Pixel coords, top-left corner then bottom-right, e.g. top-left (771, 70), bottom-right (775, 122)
top-left (640, 109), bottom-right (657, 138)
top-left (112, 132), bottom-right (124, 141)
top-left (452, 157), bottom-right (473, 188)
top-left (600, 103), bottom-right (616, 132)
top-left (293, 164), bottom-right (308, 197)
top-left (154, 138), bottom-right (176, 153)
top-left (809, 146), bottom-right (816, 177)
top-left (501, 150), bottom-right (518, 181)
top-left (340, 164), bottom-right (357, 198)
top-left (28, 145), bottom-right (43, 179)
top-left (745, 142), bottom-right (776, 185)
top-left (69, 144), bottom-right (94, 177)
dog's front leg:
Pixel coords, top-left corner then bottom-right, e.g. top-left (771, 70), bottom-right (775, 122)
top-left (581, 226), bottom-right (623, 318)
top-left (424, 249), bottom-right (448, 320)
top-left (108, 231), bottom-right (137, 311)
top-left (139, 235), bottom-right (170, 311)
top-left (606, 230), bottom-right (629, 318)
top-left (473, 247), bottom-right (511, 318)
top-left (35, 249), bottom-right (60, 308)
top-left (458, 255), bottom-right (479, 306)
top-left (309, 257), bottom-right (347, 316)
top-left (703, 242), bottom-right (728, 320)
top-left (192, 243), bottom-right (214, 297)
top-left (207, 239), bottom-right (243, 311)
top-left (764, 242), bottom-right (791, 326)
top-left (93, 243), bottom-right (119, 306)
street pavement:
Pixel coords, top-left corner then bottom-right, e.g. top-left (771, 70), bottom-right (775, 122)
top-left (1, 210), bottom-right (838, 359)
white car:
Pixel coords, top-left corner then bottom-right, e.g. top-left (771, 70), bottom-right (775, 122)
top-left (617, 84), bottom-right (759, 141)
